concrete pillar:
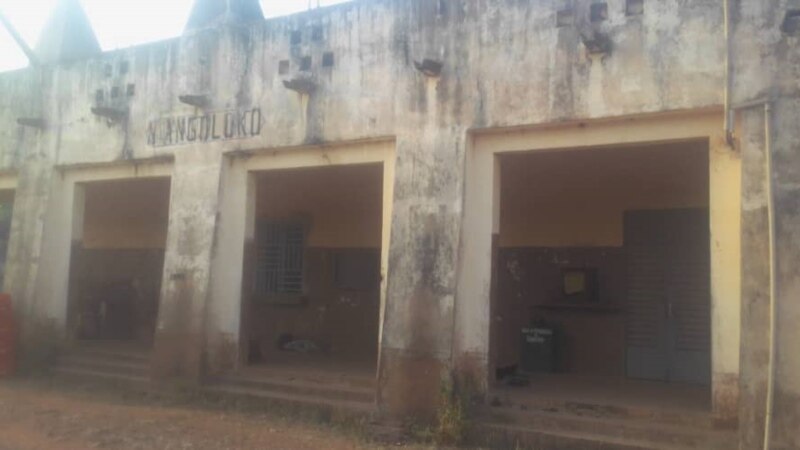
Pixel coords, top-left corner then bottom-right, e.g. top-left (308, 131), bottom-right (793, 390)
top-left (769, 98), bottom-right (800, 450)
top-left (206, 157), bottom-right (255, 373)
top-left (4, 164), bottom-right (71, 337)
top-left (709, 136), bottom-right (742, 424)
top-left (738, 107), bottom-right (770, 449)
top-left (152, 148), bottom-right (223, 379)
top-left (739, 98), bottom-right (800, 449)
top-left (378, 133), bottom-right (465, 418)
top-left (452, 141), bottom-right (499, 394)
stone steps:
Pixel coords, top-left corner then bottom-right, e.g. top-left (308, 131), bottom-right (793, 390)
top-left (53, 345), bottom-right (151, 385)
top-left (57, 355), bottom-right (150, 377)
top-left (63, 346), bottom-right (150, 363)
top-left (473, 421), bottom-right (660, 450)
top-left (204, 383), bottom-right (375, 415)
top-left (232, 364), bottom-right (377, 389)
top-left (208, 369), bottom-right (377, 414)
top-left (215, 372), bottom-right (375, 404)
top-left (52, 366), bottom-right (150, 385)
top-left (489, 390), bottom-right (715, 429)
top-left (478, 406), bottom-right (736, 449)
top-left (476, 391), bottom-right (738, 450)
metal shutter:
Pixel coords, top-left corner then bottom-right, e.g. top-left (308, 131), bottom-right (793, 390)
top-left (625, 211), bottom-right (669, 381)
top-left (625, 209), bottom-right (711, 385)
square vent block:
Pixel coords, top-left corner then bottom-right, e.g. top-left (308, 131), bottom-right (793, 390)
top-left (626, 0), bottom-right (644, 16)
top-left (782, 10), bottom-right (800, 35)
top-left (557, 9), bottom-right (574, 27)
top-left (300, 56), bottom-right (312, 71)
top-left (279, 60), bottom-right (290, 75)
top-left (312, 26), bottom-right (324, 42)
top-left (322, 52), bottom-right (335, 68)
top-left (291, 30), bottom-right (302, 45)
top-left (591, 3), bottom-right (608, 22)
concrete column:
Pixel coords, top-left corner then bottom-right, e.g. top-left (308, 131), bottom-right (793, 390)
top-left (377, 154), bottom-right (396, 367)
top-left (452, 140), bottom-right (499, 394)
top-left (152, 148), bottom-right (224, 379)
top-left (4, 164), bottom-right (74, 336)
top-left (739, 98), bottom-right (800, 449)
top-left (206, 157), bottom-right (255, 373)
top-left (708, 136), bottom-right (742, 424)
top-left (378, 133), bottom-right (465, 418)
top-left (770, 98), bottom-right (800, 450)
top-left (738, 105), bottom-right (777, 449)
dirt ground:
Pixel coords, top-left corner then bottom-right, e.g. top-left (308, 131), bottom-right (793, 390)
top-left (0, 379), bottom-right (434, 450)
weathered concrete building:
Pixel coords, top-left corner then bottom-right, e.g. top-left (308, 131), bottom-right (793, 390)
top-left (0, 0), bottom-right (798, 448)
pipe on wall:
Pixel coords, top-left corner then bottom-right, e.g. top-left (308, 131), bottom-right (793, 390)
top-left (762, 101), bottom-right (776, 450)
top-left (723, 0), bottom-right (734, 146)
top-left (730, 97), bottom-right (776, 450)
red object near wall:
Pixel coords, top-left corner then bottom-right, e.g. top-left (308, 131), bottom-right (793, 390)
top-left (0, 294), bottom-right (16, 377)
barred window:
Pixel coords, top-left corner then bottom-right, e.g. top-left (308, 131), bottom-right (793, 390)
top-left (256, 222), bottom-right (305, 296)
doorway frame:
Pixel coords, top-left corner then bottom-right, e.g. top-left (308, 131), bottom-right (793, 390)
top-left (33, 162), bottom-right (173, 336)
top-left (208, 140), bottom-right (395, 383)
top-left (454, 110), bottom-right (741, 422)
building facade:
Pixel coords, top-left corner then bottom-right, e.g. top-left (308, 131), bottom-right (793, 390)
top-left (0, 0), bottom-right (798, 448)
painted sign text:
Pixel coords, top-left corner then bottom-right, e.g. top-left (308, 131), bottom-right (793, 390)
top-left (147, 108), bottom-right (263, 147)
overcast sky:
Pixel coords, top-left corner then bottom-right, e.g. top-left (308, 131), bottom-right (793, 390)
top-left (0, 0), bottom-right (351, 72)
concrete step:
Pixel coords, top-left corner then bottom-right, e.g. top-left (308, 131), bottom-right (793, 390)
top-left (54, 345), bottom-right (152, 385)
top-left (204, 383), bottom-right (375, 415)
top-left (473, 421), bottom-right (659, 450)
top-left (489, 392), bottom-right (715, 430)
top-left (215, 372), bottom-right (375, 404)
top-left (52, 366), bottom-right (150, 385)
top-left (59, 354), bottom-right (149, 374)
top-left (479, 405), bottom-right (737, 449)
top-left (63, 347), bottom-right (150, 364)
top-left (366, 421), bottom-right (409, 445)
top-left (236, 366), bottom-right (377, 390)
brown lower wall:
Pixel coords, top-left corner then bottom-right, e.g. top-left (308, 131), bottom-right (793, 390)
top-left (66, 247), bottom-right (165, 345)
top-left (378, 347), bottom-right (447, 419)
top-left (494, 247), bottom-right (625, 377)
top-left (242, 247), bottom-right (381, 364)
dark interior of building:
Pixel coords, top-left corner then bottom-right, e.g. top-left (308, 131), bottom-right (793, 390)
top-left (491, 141), bottom-right (712, 410)
top-left (242, 163), bottom-right (383, 375)
top-left (68, 177), bottom-right (171, 346)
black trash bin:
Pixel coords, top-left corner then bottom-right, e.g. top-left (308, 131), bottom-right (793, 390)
top-left (520, 327), bottom-right (557, 373)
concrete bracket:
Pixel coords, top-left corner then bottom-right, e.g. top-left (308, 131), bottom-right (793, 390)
top-left (16, 118), bottom-right (46, 130)
top-left (580, 30), bottom-right (612, 57)
top-left (414, 59), bottom-right (443, 77)
top-left (179, 94), bottom-right (210, 108)
top-left (91, 106), bottom-right (128, 123)
top-left (283, 76), bottom-right (317, 94)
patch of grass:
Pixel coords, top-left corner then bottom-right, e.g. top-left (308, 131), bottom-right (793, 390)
top-left (435, 379), bottom-right (469, 446)
top-left (407, 378), bottom-right (472, 447)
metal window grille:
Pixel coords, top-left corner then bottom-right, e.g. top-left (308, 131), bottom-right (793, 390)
top-left (256, 223), bottom-right (305, 295)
